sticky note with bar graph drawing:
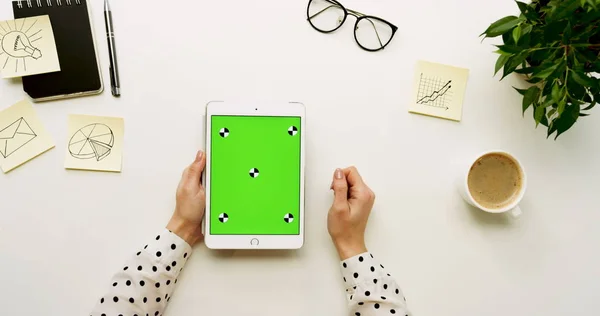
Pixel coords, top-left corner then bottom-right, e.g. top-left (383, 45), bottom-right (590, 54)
top-left (408, 61), bottom-right (469, 122)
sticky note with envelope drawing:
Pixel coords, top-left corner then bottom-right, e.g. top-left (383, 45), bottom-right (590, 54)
top-left (0, 100), bottom-right (54, 173)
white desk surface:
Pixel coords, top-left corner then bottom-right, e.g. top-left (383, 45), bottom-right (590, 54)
top-left (1, 0), bottom-right (600, 315)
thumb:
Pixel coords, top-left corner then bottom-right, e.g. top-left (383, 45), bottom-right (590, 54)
top-left (332, 168), bottom-right (349, 207)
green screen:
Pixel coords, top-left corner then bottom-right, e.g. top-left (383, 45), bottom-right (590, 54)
top-left (210, 116), bottom-right (301, 235)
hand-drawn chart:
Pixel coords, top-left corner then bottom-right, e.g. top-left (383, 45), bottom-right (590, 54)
top-left (416, 73), bottom-right (452, 110)
top-left (68, 123), bottom-right (114, 161)
top-left (409, 61), bottom-right (469, 122)
top-left (0, 117), bottom-right (37, 158)
top-left (0, 17), bottom-right (43, 73)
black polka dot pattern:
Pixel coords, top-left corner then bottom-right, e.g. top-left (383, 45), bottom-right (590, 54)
top-left (90, 229), bottom-right (192, 316)
top-left (340, 252), bottom-right (409, 316)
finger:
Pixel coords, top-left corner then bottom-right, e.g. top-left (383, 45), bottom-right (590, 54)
top-left (332, 168), bottom-right (349, 207)
top-left (184, 151), bottom-right (205, 187)
top-left (343, 166), bottom-right (365, 188)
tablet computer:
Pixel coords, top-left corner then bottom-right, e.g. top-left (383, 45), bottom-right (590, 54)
top-left (205, 101), bottom-right (305, 249)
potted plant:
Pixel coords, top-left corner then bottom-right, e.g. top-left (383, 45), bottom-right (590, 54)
top-left (481, 0), bottom-right (600, 139)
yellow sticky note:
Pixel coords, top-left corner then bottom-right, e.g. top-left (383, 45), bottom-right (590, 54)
top-left (0, 15), bottom-right (60, 78)
top-left (408, 61), bottom-right (469, 122)
top-left (0, 100), bottom-right (55, 173)
top-left (65, 114), bottom-right (124, 173)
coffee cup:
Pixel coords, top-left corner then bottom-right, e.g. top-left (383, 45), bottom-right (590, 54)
top-left (457, 150), bottom-right (527, 217)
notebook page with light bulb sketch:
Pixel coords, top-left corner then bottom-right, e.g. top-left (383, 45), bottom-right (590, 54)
top-left (0, 15), bottom-right (60, 79)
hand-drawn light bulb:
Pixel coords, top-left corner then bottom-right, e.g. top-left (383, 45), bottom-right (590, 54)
top-left (1, 31), bottom-right (42, 59)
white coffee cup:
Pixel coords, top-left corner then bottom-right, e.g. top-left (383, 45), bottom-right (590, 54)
top-left (457, 150), bottom-right (527, 217)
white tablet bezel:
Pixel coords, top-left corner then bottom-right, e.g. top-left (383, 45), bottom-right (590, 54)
top-left (204, 101), bottom-right (305, 249)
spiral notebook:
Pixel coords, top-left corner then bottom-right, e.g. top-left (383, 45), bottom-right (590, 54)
top-left (12, 0), bottom-right (103, 101)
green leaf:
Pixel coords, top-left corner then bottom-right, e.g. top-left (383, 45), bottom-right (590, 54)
top-left (541, 98), bottom-right (555, 108)
top-left (534, 105), bottom-right (546, 126)
top-left (551, 82), bottom-right (562, 104)
top-left (517, 1), bottom-right (540, 20)
top-left (514, 66), bottom-right (535, 75)
top-left (523, 86), bottom-right (540, 114)
top-left (481, 16), bottom-right (521, 38)
top-left (547, 121), bottom-right (558, 138)
top-left (527, 77), bottom-right (543, 84)
top-left (571, 71), bottom-right (598, 89)
top-left (582, 101), bottom-right (596, 111)
top-left (563, 22), bottom-right (572, 43)
top-left (544, 20), bottom-right (568, 42)
top-left (502, 53), bottom-right (528, 79)
top-left (495, 45), bottom-right (523, 54)
top-left (553, 103), bottom-right (581, 139)
top-left (516, 1), bottom-right (528, 14)
top-left (551, 0), bottom-right (582, 21)
top-left (532, 63), bottom-right (560, 79)
top-left (557, 99), bottom-right (566, 115)
top-left (521, 24), bottom-right (533, 37)
top-left (548, 108), bottom-right (557, 118)
top-left (513, 87), bottom-right (529, 96)
top-left (495, 54), bottom-right (511, 75)
top-left (512, 25), bottom-right (523, 43)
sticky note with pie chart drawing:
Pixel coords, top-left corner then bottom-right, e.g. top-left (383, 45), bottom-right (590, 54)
top-left (65, 114), bottom-right (124, 172)
top-left (408, 61), bottom-right (469, 122)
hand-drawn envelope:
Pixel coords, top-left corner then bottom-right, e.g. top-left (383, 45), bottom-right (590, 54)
top-left (0, 117), bottom-right (37, 158)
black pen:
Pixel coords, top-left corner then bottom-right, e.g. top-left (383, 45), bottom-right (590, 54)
top-left (104, 0), bottom-right (121, 97)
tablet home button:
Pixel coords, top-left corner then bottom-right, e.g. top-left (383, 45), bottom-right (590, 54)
top-left (250, 238), bottom-right (260, 246)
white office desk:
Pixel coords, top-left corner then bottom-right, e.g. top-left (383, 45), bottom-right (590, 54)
top-left (1, 0), bottom-right (599, 315)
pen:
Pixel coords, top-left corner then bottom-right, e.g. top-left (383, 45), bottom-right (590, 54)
top-left (104, 0), bottom-right (121, 97)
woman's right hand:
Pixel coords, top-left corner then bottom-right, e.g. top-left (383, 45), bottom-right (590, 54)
top-left (327, 167), bottom-right (376, 260)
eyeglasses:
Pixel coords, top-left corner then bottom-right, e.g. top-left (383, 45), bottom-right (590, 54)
top-left (306, 0), bottom-right (398, 52)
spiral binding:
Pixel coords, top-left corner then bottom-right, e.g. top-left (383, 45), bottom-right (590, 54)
top-left (16, 0), bottom-right (81, 8)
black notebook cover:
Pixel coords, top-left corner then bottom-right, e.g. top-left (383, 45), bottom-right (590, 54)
top-left (12, 0), bottom-right (102, 100)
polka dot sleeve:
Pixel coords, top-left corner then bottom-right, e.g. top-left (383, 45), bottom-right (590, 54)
top-left (341, 253), bottom-right (410, 316)
top-left (90, 229), bottom-right (192, 316)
